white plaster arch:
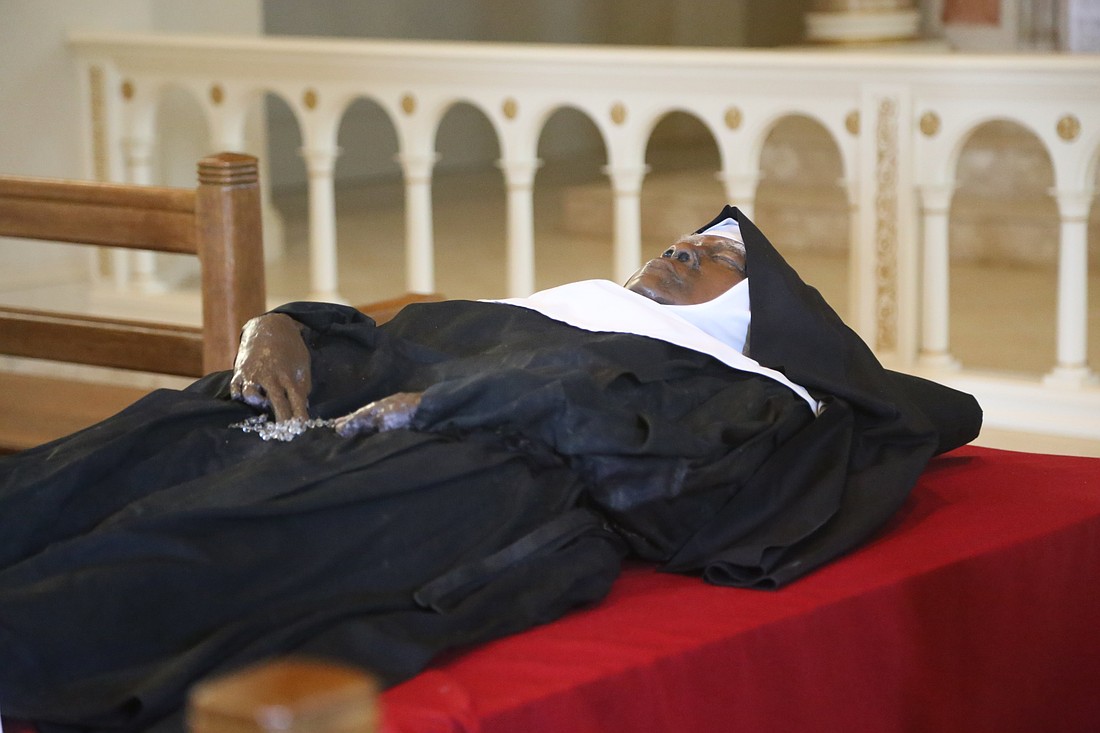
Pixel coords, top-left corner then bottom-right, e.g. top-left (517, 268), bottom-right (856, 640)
top-left (258, 87), bottom-right (305, 148)
top-left (942, 117), bottom-right (1059, 372)
top-left (332, 89), bottom-right (398, 135)
top-left (147, 79), bottom-right (214, 151)
top-left (767, 107), bottom-right (852, 183)
top-left (332, 94), bottom-right (402, 178)
top-left (639, 106), bottom-right (723, 160)
top-left (1080, 132), bottom-right (1100, 192)
top-left (149, 80), bottom-right (214, 186)
top-left (532, 103), bottom-right (608, 167)
top-left (646, 108), bottom-right (722, 173)
top-left (112, 78), bottom-right (210, 292)
top-left (486, 97), bottom-right (606, 180)
top-left (527, 105), bottom-right (614, 288)
top-left (532, 98), bottom-right (618, 159)
top-left (936, 115), bottom-right (1047, 189)
top-left (748, 109), bottom-right (847, 182)
top-left (430, 96), bottom-right (504, 159)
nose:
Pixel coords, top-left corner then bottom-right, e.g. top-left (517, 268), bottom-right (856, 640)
top-left (662, 242), bottom-right (696, 264)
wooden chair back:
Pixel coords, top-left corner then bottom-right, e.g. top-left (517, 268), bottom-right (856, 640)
top-left (0, 152), bottom-right (266, 377)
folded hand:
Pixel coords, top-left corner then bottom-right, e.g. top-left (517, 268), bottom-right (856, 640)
top-left (334, 392), bottom-right (423, 437)
top-left (230, 313), bottom-right (312, 422)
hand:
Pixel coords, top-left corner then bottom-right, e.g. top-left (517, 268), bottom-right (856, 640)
top-left (230, 313), bottom-right (312, 422)
top-left (333, 392), bottom-right (423, 437)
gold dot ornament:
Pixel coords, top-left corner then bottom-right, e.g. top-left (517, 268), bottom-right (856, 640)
top-left (1057, 115), bottom-right (1081, 142)
top-left (919, 111), bottom-right (940, 137)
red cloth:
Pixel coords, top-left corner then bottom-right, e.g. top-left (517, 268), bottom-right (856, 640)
top-left (381, 446), bottom-right (1100, 733)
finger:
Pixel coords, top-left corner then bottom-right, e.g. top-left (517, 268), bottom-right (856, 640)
top-left (237, 382), bottom-right (269, 408)
top-left (268, 387), bottom-right (294, 423)
top-left (229, 373), bottom-right (251, 400)
top-left (333, 405), bottom-right (382, 438)
top-left (287, 385), bottom-right (311, 422)
top-left (333, 416), bottom-right (358, 437)
top-left (371, 394), bottom-right (417, 433)
top-left (334, 414), bottom-right (371, 438)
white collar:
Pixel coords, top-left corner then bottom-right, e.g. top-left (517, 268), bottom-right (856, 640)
top-left (663, 277), bottom-right (751, 355)
top-left (488, 280), bottom-right (819, 414)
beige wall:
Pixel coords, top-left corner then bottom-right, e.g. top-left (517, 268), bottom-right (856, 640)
top-left (0, 0), bottom-right (262, 179)
top-left (0, 0), bottom-right (263, 287)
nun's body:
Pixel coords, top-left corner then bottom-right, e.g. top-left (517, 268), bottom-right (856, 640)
top-left (0, 209), bottom-right (981, 733)
top-left (236, 223), bottom-right (752, 437)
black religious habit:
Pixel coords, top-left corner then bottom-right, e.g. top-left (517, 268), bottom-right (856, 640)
top-left (0, 207), bottom-right (980, 732)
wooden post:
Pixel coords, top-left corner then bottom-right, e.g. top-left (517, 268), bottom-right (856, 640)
top-left (196, 152), bottom-right (267, 374)
top-left (188, 659), bottom-right (378, 733)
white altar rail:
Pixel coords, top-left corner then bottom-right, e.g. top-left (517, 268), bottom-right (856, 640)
top-left (67, 32), bottom-right (1100, 440)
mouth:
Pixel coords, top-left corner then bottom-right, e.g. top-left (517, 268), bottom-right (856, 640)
top-left (641, 258), bottom-right (681, 279)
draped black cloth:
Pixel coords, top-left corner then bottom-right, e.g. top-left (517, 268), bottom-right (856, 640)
top-left (0, 208), bottom-right (980, 732)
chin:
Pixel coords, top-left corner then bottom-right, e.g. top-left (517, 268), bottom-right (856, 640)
top-left (630, 287), bottom-right (674, 305)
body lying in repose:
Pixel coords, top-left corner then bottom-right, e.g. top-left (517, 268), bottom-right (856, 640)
top-left (0, 207), bottom-right (980, 733)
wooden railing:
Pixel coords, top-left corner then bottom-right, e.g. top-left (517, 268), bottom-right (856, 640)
top-left (65, 31), bottom-right (1100, 440)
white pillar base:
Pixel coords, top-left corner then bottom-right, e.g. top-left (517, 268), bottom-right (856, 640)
top-left (1042, 365), bottom-right (1098, 389)
top-left (918, 351), bottom-right (960, 371)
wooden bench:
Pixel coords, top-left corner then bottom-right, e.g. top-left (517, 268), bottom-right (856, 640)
top-left (0, 153), bottom-right (266, 452)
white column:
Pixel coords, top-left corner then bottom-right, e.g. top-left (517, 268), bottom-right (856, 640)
top-left (1044, 188), bottom-right (1096, 387)
top-left (498, 157), bottom-right (542, 297)
top-left (716, 172), bottom-right (759, 219)
top-left (917, 184), bottom-right (958, 369)
top-left (299, 145), bottom-right (342, 303)
top-left (121, 135), bottom-right (164, 294)
top-left (396, 152), bottom-right (439, 294)
top-left (603, 165), bottom-right (649, 284)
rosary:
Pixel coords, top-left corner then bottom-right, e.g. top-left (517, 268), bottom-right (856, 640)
top-left (230, 414), bottom-right (339, 442)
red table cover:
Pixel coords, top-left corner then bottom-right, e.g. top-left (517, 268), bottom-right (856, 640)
top-left (381, 445), bottom-right (1100, 733)
top-left (3, 446), bottom-right (1097, 733)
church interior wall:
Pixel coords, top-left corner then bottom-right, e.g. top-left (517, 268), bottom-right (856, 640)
top-left (0, 0), bottom-right (1095, 358)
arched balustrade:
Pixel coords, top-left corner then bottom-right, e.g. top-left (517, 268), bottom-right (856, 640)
top-left (66, 32), bottom-right (1100, 439)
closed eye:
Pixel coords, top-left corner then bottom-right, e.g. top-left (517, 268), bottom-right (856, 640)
top-left (714, 254), bottom-right (746, 275)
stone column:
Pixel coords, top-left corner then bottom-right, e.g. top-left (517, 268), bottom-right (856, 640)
top-left (498, 157), bottom-right (542, 297)
top-left (121, 135), bottom-right (165, 294)
top-left (716, 172), bottom-right (759, 220)
top-left (1044, 188), bottom-right (1096, 386)
top-left (603, 165), bottom-right (649, 284)
top-left (396, 152), bottom-right (440, 295)
top-left (299, 145), bottom-right (342, 303)
top-left (917, 184), bottom-right (959, 369)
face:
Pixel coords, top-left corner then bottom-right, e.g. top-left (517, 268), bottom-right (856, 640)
top-left (624, 234), bottom-right (746, 305)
